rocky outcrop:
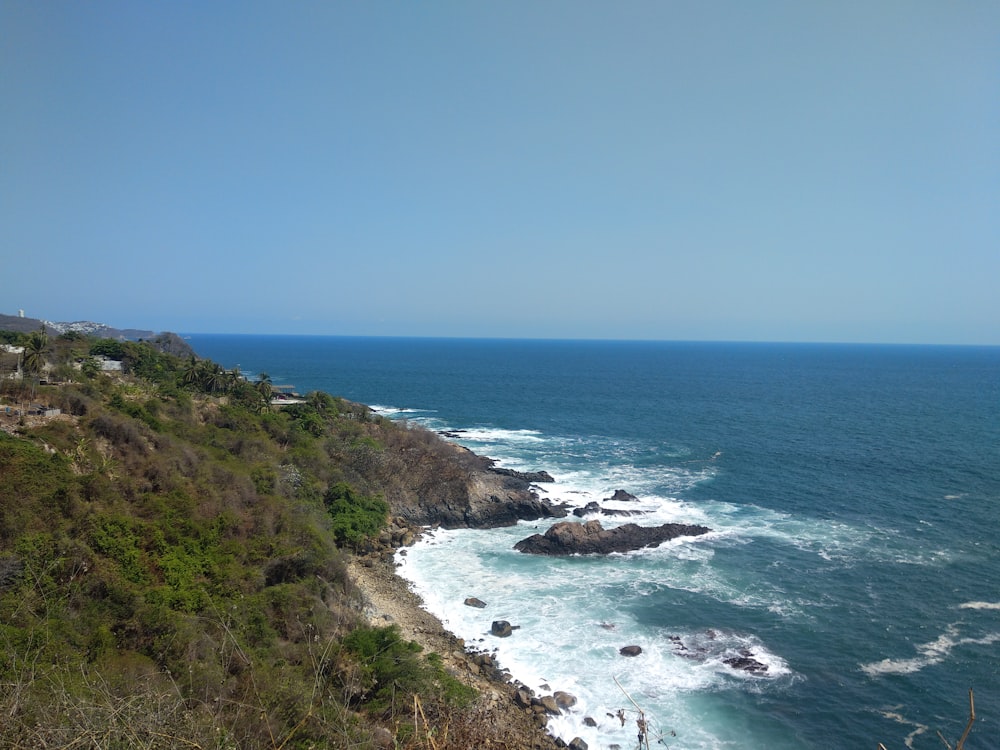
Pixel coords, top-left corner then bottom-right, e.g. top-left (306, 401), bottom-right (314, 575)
top-left (571, 501), bottom-right (644, 518)
top-left (605, 489), bottom-right (637, 502)
top-left (464, 597), bottom-right (488, 608)
top-left (724, 654), bottom-right (769, 674)
top-left (619, 645), bottom-right (643, 657)
top-left (382, 438), bottom-right (569, 529)
top-left (514, 520), bottom-right (710, 555)
top-left (487, 465), bottom-right (556, 483)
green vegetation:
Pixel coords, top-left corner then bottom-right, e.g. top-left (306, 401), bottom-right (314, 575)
top-left (325, 482), bottom-right (390, 550)
top-left (0, 333), bottom-right (490, 749)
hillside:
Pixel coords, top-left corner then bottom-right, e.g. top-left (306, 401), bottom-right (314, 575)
top-left (0, 312), bottom-right (158, 341)
top-left (0, 331), bottom-right (565, 749)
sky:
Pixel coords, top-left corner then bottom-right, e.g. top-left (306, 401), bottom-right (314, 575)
top-left (2, 2), bottom-right (998, 344)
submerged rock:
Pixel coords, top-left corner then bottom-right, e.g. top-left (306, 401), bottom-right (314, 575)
top-left (491, 620), bottom-right (514, 637)
top-left (619, 645), bottom-right (643, 657)
top-left (514, 520), bottom-right (710, 555)
top-left (724, 655), bottom-right (769, 673)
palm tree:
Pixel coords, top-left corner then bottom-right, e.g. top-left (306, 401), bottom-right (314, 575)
top-left (199, 361), bottom-right (226, 394)
top-left (226, 366), bottom-right (243, 393)
top-left (181, 356), bottom-right (201, 388)
top-left (22, 330), bottom-right (48, 376)
top-left (255, 372), bottom-right (273, 406)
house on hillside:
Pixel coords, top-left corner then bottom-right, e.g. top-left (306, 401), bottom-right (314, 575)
top-left (0, 345), bottom-right (23, 380)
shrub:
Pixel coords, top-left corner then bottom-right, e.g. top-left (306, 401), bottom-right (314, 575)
top-left (323, 482), bottom-right (388, 550)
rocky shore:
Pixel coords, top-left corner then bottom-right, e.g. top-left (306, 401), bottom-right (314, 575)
top-left (349, 550), bottom-right (566, 749)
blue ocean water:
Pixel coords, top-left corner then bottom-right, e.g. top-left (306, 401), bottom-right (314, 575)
top-left (187, 335), bottom-right (1000, 749)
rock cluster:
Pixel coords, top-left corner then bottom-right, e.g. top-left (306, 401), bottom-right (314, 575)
top-left (514, 520), bottom-right (711, 555)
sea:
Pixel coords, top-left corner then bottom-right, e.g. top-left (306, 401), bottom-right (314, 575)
top-left (185, 335), bottom-right (1000, 750)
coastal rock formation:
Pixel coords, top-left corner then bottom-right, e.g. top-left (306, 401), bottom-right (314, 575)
top-left (724, 655), bottom-right (769, 674)
top-left (491, 620), bottom-right (514, 637)
top-left (572, 501), bottom-right (644, 518)
top-left (619, 645), bottom-right (643, 657)
top-left (376, 436), bottom-right (569, 529)
top-left (487, 464), bottom-right (556, 483)
top-left (513, 520), bottom-right (710, 555)
top-left (605, 489), bottom-right (638, 502)
top-left (464, 596), bottom-right (488, 608)
top-left (553, 690), bottom-right (578, 709)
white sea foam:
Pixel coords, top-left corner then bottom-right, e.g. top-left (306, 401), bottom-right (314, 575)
top-left (877, 708), bottom-right (930, 750)
top-left (384, 406), bottom-right (973, 745)
top-left (860, 623), bottom-right (1000, 677)
top-left (397, 514), bottom-right (798, 748)
top-left (958, 601), bottom-right (1000, 610)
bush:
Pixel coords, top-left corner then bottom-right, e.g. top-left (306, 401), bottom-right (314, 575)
top-left (323, 482), bottom-right (388, 550)
top-left (340, 624), bottom-right (424, 714)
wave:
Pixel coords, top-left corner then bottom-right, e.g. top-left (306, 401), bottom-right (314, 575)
top-left (958, 601), bottom-right (1000, 610)
top-left (860, 623), bottom-right (1000, 677)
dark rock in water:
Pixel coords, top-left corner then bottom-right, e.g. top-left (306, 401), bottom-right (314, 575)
top-left (601, 506), bottom-right (645, 517)
top-left (572, 501), bottom-right (643, 517)
top-left (583, 717), bottom-right (598, 727)
top-left (619, 645), bottom-right (643, 657)
top-left (514, 520), bottom-right (711, 555)
top-left (491, 620), bottom-right (514, 637)
top-left (724, 655), bottom-right (769, 673)
top-left (572, 501), bottom-right (602, 517)
top-left (569, 737), bottom-right (589, 750)
top-left (464, 597), bottom-right (487, 608)
top-left (606, 489), bottom-right (638, 502)
top-left (554, 690), bottom-right (578, 709)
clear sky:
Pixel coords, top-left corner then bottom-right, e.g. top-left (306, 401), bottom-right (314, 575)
top-left (2, 2), bottom-right (998, 344)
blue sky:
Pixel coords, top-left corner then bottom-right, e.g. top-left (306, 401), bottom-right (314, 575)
top-left (2, 2), bottom-right (998, 344)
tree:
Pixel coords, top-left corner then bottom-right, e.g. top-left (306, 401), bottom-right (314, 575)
top-left (199, 362), bottom-right (226, 394)
top-left (255, 372), bottom-right (273, 412)
top-left (181, 356), bottom-right (201, 388)
top-left (22, 330), bottom-right (48, 376)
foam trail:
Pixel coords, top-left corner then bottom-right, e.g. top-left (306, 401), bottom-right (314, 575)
top-left (860, 624), bottom-right (1000, 677)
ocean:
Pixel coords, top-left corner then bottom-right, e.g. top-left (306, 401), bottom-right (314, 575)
top-left (186, 335), bottom-right (1000, 750)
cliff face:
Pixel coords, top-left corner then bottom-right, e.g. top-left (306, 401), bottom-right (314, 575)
top-left (355, 431), bottom-right (566, 529)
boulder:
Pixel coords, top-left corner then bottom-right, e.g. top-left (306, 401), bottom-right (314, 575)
top-left (464, 597), bottom-right (487, 608)
top-left (514, 520), bottom-right (710, 555)
top-left (606, 489), bottom-right (638, 502)
top-left (569, 738), bottom-right (589, 750)
top-left (491, 620), bottom-right (513, 637)
top-left (538, 695), bottom-right (560, 714)
top-left (619, 645), bottom-right (643, 657)
top-left (554, 690), bottom-right (578, 709)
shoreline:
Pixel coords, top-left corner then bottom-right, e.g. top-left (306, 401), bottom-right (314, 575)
top-left (349, 550), bottom-right (564, 749)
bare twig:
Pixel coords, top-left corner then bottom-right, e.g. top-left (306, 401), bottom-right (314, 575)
top-left (612, 675), bottom-right (651, 750)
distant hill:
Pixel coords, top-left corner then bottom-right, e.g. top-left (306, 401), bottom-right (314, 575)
top-left (0, 312), bottom-right (156, 340)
